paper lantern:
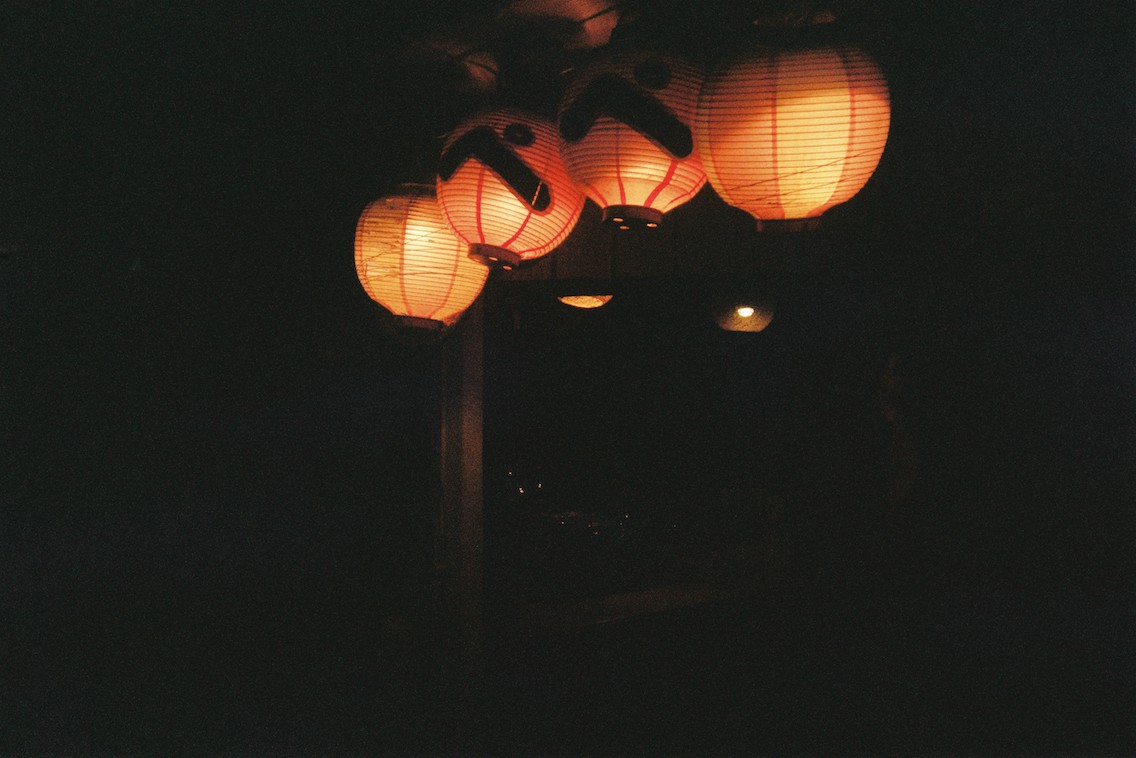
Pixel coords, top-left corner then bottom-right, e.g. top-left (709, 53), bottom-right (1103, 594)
top-left (355, 185), bottom-right (489, 329)
top-left (559, 50), bottom-right (706, 228)
top-left (695, 44), bottom-right (889, 229)
top-left (714, 302), bottom-right (775, 332)
top-left (437, 108), bottom-right (585, 268)
top-left (558, 294), bottom-right (613, 309)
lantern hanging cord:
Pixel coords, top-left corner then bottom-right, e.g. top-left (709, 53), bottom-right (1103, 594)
top-left (499, 1), bottom-right (624, 26)
top-left (578, 3), bottom-right (623, 25)
top-left (435, 43), bottom-right (499, 78)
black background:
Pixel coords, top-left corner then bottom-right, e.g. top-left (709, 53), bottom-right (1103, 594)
top-left (3, 1), bottom-right (1132, 753)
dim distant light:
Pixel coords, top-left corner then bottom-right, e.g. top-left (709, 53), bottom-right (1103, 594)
top-left (715, 302), bottom-right (774, 332)
top-left (558, 294), bottom-right (613, 309)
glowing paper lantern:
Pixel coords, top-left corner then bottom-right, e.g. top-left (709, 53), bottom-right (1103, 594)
top-left (714, 302), bottom-right (775, 332)
top-left (559, 50), bottom-right (705, 228)
top-left (355, 185), bottom-right (489, 329)
top-left (558, 294), bottom-right (613, 309)
top-left (695, 44), bottom-right (889, 229)
top-left (437, 108), bottom-right (585, 268)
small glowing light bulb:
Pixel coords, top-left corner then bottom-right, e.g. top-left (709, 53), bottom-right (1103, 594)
top-left (736, 306), bottom-right (755, 318)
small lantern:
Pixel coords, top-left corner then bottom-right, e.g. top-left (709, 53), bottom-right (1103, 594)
top-left (558, 294), bottom-right (613, 309)
top-left (559, 50), bottom-right (706, 228)
top-left (355, 185), bottom-right (489, 330)
top-left (437, 108), bottom-right (585, 268)
top-left (695, 43), bottom-right (889, 229)
top-left (714, 301), bottom-right (775, 332)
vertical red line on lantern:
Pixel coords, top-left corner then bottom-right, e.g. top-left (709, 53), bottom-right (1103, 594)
top-left (500, 206), bottom-right (534, 250)
top-left (474, 168), bottom-right (487, 245)
top-left (700, 77), bottom-right (727, 208)
top-left (427, 218), bottom-right (461, 323)
top-left (398, 202), bottom-right (414, 317)
top-left (666, 170), bottom-right (703, 210)
top-left (503, 145), bottom-right (552, 251)
top-left (615, 126), bottom-right (627, 205)
top-left (586, 180), bottom-right (611, 208)
top-left (353, 211), bottom-right (372, 303)
top-left (643, 157), bottom-right (678, 210)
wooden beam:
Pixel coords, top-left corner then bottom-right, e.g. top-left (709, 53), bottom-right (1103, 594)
top-left (436, 297), bottom-right (485, 732)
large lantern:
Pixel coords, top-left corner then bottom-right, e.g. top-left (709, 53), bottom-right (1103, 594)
top-left (355, 185), bottom-right (490, 329)
top-left (559, 50), bottom-right (706, 228)
top-left (437, 108), bottom-right (585, 268)
top-left (695, 43), bottom-right (889, 229)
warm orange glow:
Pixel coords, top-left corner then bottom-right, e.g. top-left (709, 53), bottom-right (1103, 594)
top-left (695, 45), bottom-right (889, 225)
top-left (437, 108), bottom-right (585, 268)
top-left (559, 51), bottom-right (706, 227)
top-left (558, 294), bottom-right (613, 309)
top-left (355, 185), bottom-right (489, 328)
top-left (716, 303), bottom-right (774, 332)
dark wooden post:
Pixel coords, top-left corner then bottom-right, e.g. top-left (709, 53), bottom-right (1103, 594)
top-left (435, 297), bottom-right (485, 737)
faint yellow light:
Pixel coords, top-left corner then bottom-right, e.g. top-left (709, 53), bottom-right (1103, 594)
top-left (518, 487), bottom-right (525, 494)
top-left (558, 294), bottom-right (613, 309)
top-left (354, 186), bottom-right (489, 328)
top-left (716, 302), bottom-right (774, 332)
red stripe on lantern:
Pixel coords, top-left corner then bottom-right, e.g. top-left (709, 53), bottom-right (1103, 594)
top-left (438, 108), bottom-right (584, 266)
top-left (558, 50), bottom-right (706, 227)
top-left (695, 43), bottom-right (889, 227)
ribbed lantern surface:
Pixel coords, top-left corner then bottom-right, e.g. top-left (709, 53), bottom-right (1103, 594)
top-left (695, 45), bottom-right (889, 226)
top-left (437, 108), bottom-right (585, 268)
top-left (355, 186), bottom-right (489, 329)
top-left (558, 50), bottom-right (705, 228)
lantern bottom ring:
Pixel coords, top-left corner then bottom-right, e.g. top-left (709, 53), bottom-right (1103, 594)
top-left (602, 205), bottom-right (663, 229)
top-left (395, 315), bottom-right (447, 331)
top-left (755, 217), bottom-right (821, 233)
top-left (469, 243), bottom-right (522, 269)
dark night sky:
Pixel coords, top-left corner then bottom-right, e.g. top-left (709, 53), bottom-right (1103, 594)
top-left (2, 1), bottom-right (1133, 752)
